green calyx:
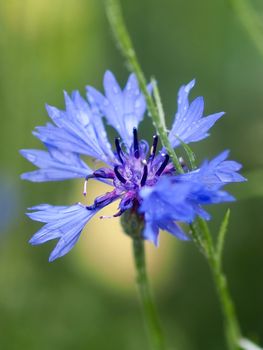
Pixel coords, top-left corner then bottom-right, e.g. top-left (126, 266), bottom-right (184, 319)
top-left (120, 208), bottom-right (145, 239)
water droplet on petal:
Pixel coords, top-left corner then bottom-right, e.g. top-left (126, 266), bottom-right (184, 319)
top-left (28, 154), bottom-right (36, 162)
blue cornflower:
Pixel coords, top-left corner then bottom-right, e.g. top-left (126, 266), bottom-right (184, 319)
top-left (21, 71), bottom-right (245, 261)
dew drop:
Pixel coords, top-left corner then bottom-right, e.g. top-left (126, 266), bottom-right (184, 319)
top-left (28, 154), bottom-right (36, 162)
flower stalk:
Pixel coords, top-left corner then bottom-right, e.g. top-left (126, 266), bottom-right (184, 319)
top-left (192, 218), bottom-right (241, 350)
top-left (132, 237), bottom-right (167, 350)
top-left (121, 209), bottom-right (167, 350)
top-left (209, 254), bottom-right (241, 350)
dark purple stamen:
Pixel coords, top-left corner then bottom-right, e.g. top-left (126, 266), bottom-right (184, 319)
top-left (94, 168), bottom-right (115, 179)
top-left (141, 164), bottom-right (148, 186)
top-left (85, 168), bottom-right (115, 182)
top-left (155, 154), bottom-right (170, 176)
top-left (133, 128), bottom-right (139, 159)
top-left (113, 210), bottom-right (124, 217)
top-left (148, 135), bottom-right (158, 163)
top-left (115, 137), bottom-right (123, 163)
top-left (114, 166), bottom-right (126, 184)
top-left (87, 191), bottom-right (119, 210)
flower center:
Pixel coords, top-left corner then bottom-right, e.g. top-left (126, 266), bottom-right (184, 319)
top-left (83, 128), bottom-right (175, 199)
top-left (112, 128), bottom-right (172, 190)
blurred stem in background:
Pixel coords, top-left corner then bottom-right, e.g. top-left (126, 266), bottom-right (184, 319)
top-left (105, 0), bottom-right (246, 349)
top-left (230, 0), bottom-right (263, 58)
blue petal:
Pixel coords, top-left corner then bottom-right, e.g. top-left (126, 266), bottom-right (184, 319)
top-left (71, 91), bottom-right (114, 159)
top-left (139, 150), bottom-right (245, 235)
top-left (142, 218), bottom-right (160, 246)
top-left (139, 177), bottom-right (196, 243)
top-left (27, 203), bottom-right (99, 262)
top-left (87, 71), bottom-right (147, 147)
top-left (140, 177), bottom-right (196, 223)
top-left (20, 145), bottom-right (92, 182)
top-left (158, 220), bottom-right (190, 241)
top-left (175, 151), bottom-right (246, 211)
top-left (188, 184), bottom-right (236, 205)
top-left (180, 150), bottom-right (247, 185)
top-left (34, 90), bottom-right (114, 164)
top-left (169, 80), bottom-right (224, 148)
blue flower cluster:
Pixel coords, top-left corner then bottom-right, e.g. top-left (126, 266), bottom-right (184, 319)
top-left (21, 71), bottom-right (245, 261)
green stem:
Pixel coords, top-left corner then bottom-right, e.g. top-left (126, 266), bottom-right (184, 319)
top-left (105, 0), bottom-right (183, 174)
top-left (193, 220), bottom-right (241, 350)
top-left (132, 238), bottom-right (167, 350)
top-left (208, 254), bottom-right (241, 350)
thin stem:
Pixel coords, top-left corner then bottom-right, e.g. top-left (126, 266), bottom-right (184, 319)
top-left (105, 0), bottom-right (183, 174)
top-left (132, 238), bottom-right (166, 350)
top-left (208, 253), bottom-right (241, 350)
top-left (192, 221), bottom-right (241, 350)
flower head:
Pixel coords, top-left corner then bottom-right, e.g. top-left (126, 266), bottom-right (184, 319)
top-left (21, 71), bottom-right (245, 261)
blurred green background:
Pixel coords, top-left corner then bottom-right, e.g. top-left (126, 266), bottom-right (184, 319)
top-left (0, 0), bottom-right (263, 349)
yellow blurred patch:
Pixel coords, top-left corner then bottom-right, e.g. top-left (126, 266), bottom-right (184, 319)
top-left (71, 178), bottom-right (182, 295)
top-left (1, 0), bottom-right (90, 38)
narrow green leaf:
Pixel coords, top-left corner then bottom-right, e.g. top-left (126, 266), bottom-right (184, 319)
top-left (174, 135), bottom-right (197, 170)
top-left (216, 209), bottom-right (231, 263)
top-left (196, 217), bottom-right (214, 259)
